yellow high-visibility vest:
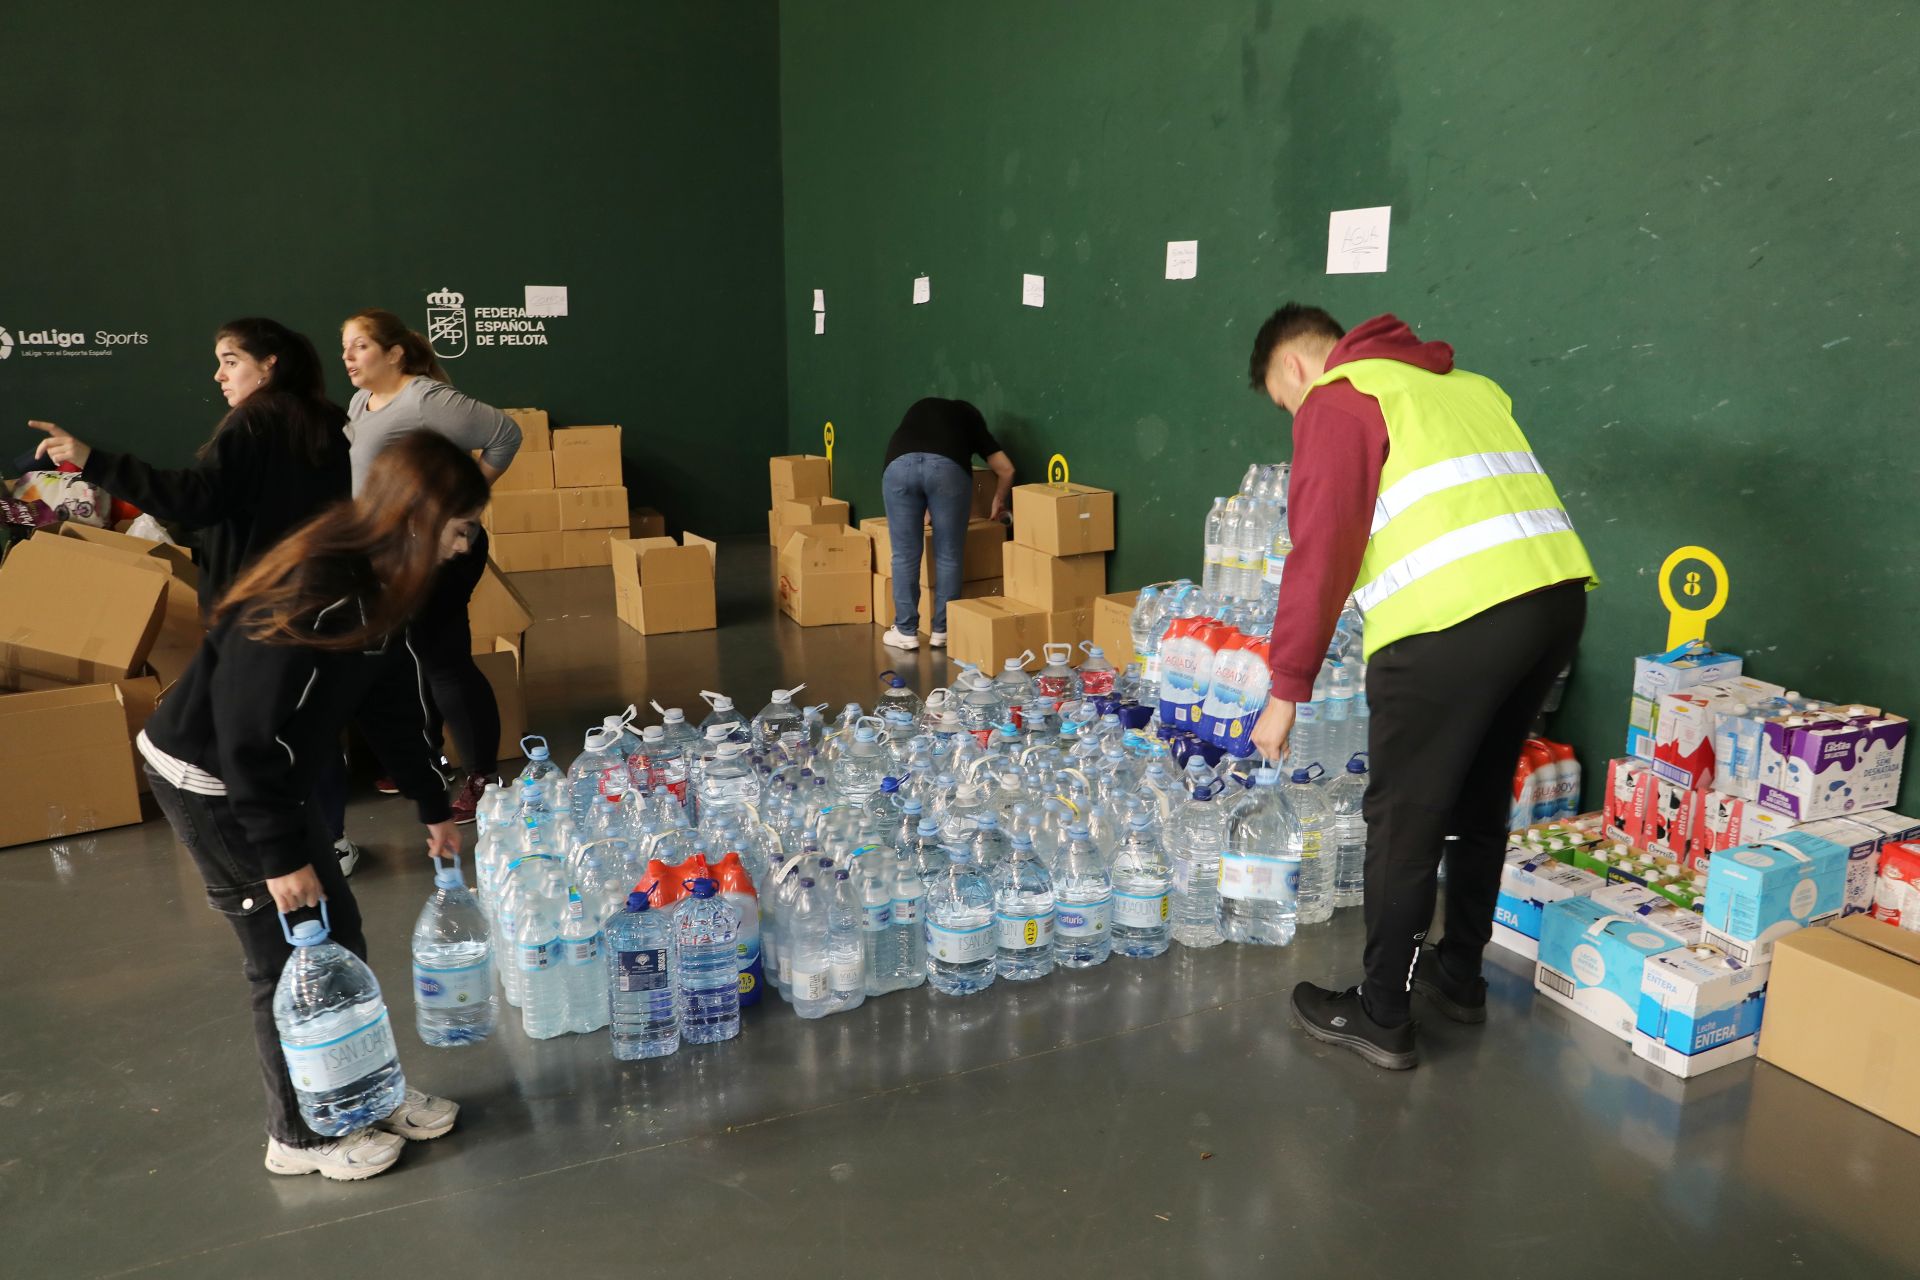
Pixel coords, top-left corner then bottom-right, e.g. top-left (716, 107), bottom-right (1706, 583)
top-left (1304, 358), bottom-right (1598, 659)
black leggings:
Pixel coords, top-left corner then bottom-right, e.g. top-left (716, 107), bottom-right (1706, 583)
top-left (1360, 580), bottom-right (1588, 1023)
top-left (410, 528), bottom-right (500, 778)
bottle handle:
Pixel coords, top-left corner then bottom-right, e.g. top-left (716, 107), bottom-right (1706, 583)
top-left (277, 899), bottom-right (333, 945)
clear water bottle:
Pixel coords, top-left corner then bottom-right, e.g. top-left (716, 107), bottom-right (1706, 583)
top-left (1292, 666), bottom-right (1330, 775)
top-left (560, 887), bottom-right (609, 1034)
top-left (411, 855), bottom-right (496, 1046)
top-left (969, 811), bottom-right (1013, 870)
top-left (1221, 768), bottom-right (1298, 946)
top-left (1169, 767), bottom-right (1227, 949)
top-left (511, 857), bottom-right (569, 1039)
top-left (891, 851), bottom-right (928, 989)
top-left (751, 684), bottom-right (808, 749)
top-left (1077, 643), bottom-right (1117, 701)
top-left (648, 704), bottom-right (701, 808)
top-left (272, 905), bottom-right (406, 1135)
top-left (1288, 766), bottom-right (1334, 925)
top-left (926, 845), bottom-right (997, 996)
top-left (1201, 496), bottom-right (1229, 592)
top-left (993, 828), bottom-right (1056, 981)
top-left (836, 717), bottom-right (891, 808)
top-left (1052, 824), bottom-right (1113, 968)
top-left (877, 670), bottom-right (924, 723)
top-left (1324, 661), bottom-right (1355, 770)
top-left (786, 876), bottom-right (835, 1019)
top-left (1110, 810), bottom-right (1172, 958)
top-left (605, 889), bottom-right (678, 1060)
top-left (1330, 755), bottom-right (1368, 909)
top-left (516, 735), bottom-right (560, 790)
top-left (698, 690), bottom-right (751, 743)
top-left (567, 727), bottom-right (625, 828)
top-left (675, 878), bottom-right (741, 1043)
top-left (907, 816), bottom-right (948, 879)
top-left (827, 870), bottom-right (867, 1014)
top-left (860, 856), bottom-right (901, 995)
top-left (694, 737), bottom-right (766, 829)
top-left (713, 853), bottom-right (763, 1008)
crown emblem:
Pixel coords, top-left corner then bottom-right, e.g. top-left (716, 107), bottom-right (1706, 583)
top-left (427, 288), bottom-right (465, 308)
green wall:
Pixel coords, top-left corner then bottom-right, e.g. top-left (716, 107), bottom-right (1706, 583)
top-left (780, 1), bottom-right (1920, 805)
top-left (3, 0), bottom-right (786, 536)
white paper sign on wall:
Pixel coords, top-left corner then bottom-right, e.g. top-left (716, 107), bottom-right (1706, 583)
top-left (524, 285), bottom-right (568, 317)
top-left (814, 312), bottom-right (825, 335)
top-left (1326, 207), bottom-right (1391, 274)
top-left (1022, 274), bottom-right (1045, 308)
top-left (913, 276), bottom-right (931, 305)
top-left (1164, 240), bottom-right (1198, 280)
top-left (812, 289), bottom-right (826, 312)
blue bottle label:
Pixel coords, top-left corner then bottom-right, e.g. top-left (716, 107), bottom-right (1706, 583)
top-left (1056, 897), bottom-right (1111, 938)
top-left (414, 958), bottom-right (491, 1009)
top-left (615, 948), bottom-right (668, 993)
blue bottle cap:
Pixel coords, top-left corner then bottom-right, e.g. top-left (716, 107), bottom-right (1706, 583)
top-left (289, 920), bottom-right (327, 946)
top-left (686, 878), bottom-right (718, 899)
top-left (799, 877), bottom-right (816, 889)
top-left (917, 819), bottom-right (939, 837)
top-left (880, 777), bottom-right (900, 794)
top-left (627, 890), bottom-right (652, 912)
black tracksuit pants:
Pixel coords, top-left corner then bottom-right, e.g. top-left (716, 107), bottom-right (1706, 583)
top-left (410, 528), bottom-right (500, 778)
top-left (1361, 580), bottom-right (1587, 1023)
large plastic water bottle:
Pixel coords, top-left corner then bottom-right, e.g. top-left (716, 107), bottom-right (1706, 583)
top-left (273, 905), bottom-right (406, 1135)
top-left (713, 853), bottom-right (763, 1008)
top-left (836, 718), bottom-right (891, 808)
top-left (969, 811), bottom-right (1013, 870)
top-left (560, 887), bottom-right (610, 1034)
top-left (1324, 661), bottom-right (1355, 770)
top-left (1221, 768), bottom-right (1298, 946)
top-left (698, 690), bottom-right (751, 743)
top-left (1077, 643), bottom-right (1118, 701)
top-left (925, 844), bottom-right (996, 996)
top-left (786, 876), bottom-right (835, 1019)
top-left (566, 727), bottom-right (624, 828)
top-left (1329, 755), bottom-right (1368, 909)
top-left (1352, 667), bottom-right (1371, 761)
top-left (1052, 824), bottom-right (1113, 968)
top-left (648, 705), bottom-right (701, 807)
top-left (694, 737), bottom-right (765, 829)
top-left (891, 851), bottom-right (928, 989)
top-left (516, 735), bottom-right (561, 790)
top-left (859, 854), bottom-right (901, 995)
top-left (1201, 496), bottom-right (1229, 592)
top-left (510, 857), bottom-right (569, 1039)
top-left (1110, 810), bottom-right (1172, 958)
top-left (1292, 665), bottom-right (1331, 775)
top-left (826, 870), bottom-right (867, 1014)
top-left (1288, 766), bottom-right (1334, 925)
top-left (411, 855), bottom-right (496, 1046)
top-left (605, 889), bottom-right (678, 1060)
top-left (992, 828), bottom-right (1056, 980)
top-left (751, 684), bottom-right (808, 749)
top-left (877, 670), bottom-right (924, 723)
top-left (675, 878), bottom-right (741, 1043)
top-left (1169, 768), bottom-right (1227, 949)
top-left (907, 816), bottom-right (948, 878)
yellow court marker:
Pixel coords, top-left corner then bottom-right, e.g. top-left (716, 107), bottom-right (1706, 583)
top-left (1047, 452), bottom-right (1070, 488)
top-left (1657, 545), bottom-right (1729, 650)
top-left (824, 422), bottom-right (835, 487)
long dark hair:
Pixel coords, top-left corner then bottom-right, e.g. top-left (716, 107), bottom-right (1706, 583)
top-left (205, 317), bottom-right (343, 464)
top-left (344, 308), bottom-right (448, 383)
top-left (215, 432), bottom-right (489, 650)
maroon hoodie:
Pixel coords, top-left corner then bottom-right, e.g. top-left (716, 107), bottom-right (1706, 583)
top-left (1265, 314), bottom-right (1455, 702)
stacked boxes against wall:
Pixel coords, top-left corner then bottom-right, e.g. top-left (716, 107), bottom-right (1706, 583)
top-left (944, 481), bottom-right (1113, 673)
top-left (485, 411), bottom-right (629, 571)
top-left (770, 454), bottom-right (865, 626)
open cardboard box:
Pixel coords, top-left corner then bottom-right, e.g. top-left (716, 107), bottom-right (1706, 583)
top-left (611, 533), bottom-right (717, 635)
top-left (468, 560), bottom-right (533, 654)
top-left (0, 534), bottom-right (169, 687)
top-left (0, 681), bottom-right (146, 849)
top-left (55, 523), bottom-right (204, 665)
top-left (777, 528), bottom-right (871, 627)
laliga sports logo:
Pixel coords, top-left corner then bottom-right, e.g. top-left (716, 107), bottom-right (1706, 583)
top-left (426, 287), bottom-right (467, 360)
top-left (0, 327), bottom-right (11, 359)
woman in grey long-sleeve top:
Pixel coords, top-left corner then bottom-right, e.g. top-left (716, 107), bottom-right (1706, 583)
top-left (339, 308), bottom-right (522, 822)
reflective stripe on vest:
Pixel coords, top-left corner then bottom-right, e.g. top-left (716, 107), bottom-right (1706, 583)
top-left (1370, 450), bottom-right (1547, 535)
top-left (1353, 507), bottom-right (1576, 612)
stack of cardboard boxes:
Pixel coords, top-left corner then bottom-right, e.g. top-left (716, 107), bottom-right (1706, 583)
top-left (769, 454), bottom-right (867, 627)
top-left (945, 481), bottom-right (1114, 671)
top-left (611, 532), bottom-right (718, 636)
top-left (483, 410), bottom-right (628, 572)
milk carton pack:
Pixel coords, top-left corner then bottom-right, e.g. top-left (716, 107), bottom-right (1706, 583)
top-left (1797, 816), bottom-right (1886, 916)
top-left (1591, 881), bottom-right (1705, 946)
top-left (1850, 810), bottom-right (1920, 846)
top-left (1632, 945), bottom-right (1770, 1077)
top-left (1756, 707), bottom-right (1910, 822)
top-left (1700, 676), bottom-right (1789, 800)
top-left (1493, 848), bottom-right (1605, 960)
top-left (1629, 643), bottom-right (1744, 760)
top-left (1198, 628), bottom-right (1270, 757)
top-left (1604, 757), bottom-right (1656, 844)
top-left (1536, 895), bottom-right (1688, 1041)
top-left (1701, 829), bottom-right (1848, 963)
top-left (1871, 842), bottom-right (1920, 930)
top-left (1157, 615), bottom-right (1223, 732)
top-left (1652, 692), bottom-right (1719, 790)
top-left (1686, 789), bottom-right (1798, 870)
top-left (1641, 777), bottom-right (1694, 860)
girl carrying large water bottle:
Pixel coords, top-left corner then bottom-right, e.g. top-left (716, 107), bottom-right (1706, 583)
top-left (139, 434), bottom-right (484, 1180)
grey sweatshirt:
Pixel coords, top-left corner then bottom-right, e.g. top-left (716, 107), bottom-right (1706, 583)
top-left (346, 376), bottom-right (521, 495)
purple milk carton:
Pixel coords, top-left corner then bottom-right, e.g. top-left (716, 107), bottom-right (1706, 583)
top-left (1756, 706), bottom-right (1909, 822)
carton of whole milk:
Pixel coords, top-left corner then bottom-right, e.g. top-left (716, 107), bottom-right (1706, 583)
top-left (1701, 829), bottom-right (1848, 963)
top-left (1632, 944), bottom-right (1771, 1077)
top-left (1591, 882), bottom-right (1706, 947)
top-left (1493, 848), bottom-right (1605, 960)
top-left (1536, 895), bottom-right (1687, 1041)
top-left (1629, 643), bottom-right (1744, 760)
top-left (1797, 816), bottom-right (1887, 917)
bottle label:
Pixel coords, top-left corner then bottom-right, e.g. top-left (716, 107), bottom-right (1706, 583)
top-left (615, 948), bottom-right (669, 992)
top-left (995, 910), bottom-right (1055, 951)
top-left (891, 897), bottom-right (922, 926)
top-left (830, 957), bottom-right (864, 992)
top-left (926, 920), bottom-right (995, 964)
top-left (280, 1008), bottom-right (396, 1094)
top-left (1112, 889), bottom-right (1170, 927)
top-left (413, 958), bottom-right (491, 1009)
top-left (1055, 897), bottom-right (1112, 938)
top-left (1171, 860), bottom-right (1194, 896)
top-left (792, 965), bottom-right (830, 1002)
top-left (1218, 852), bottom-right (1300, 903)
top-left (518, 939), bottom-right (563, 972)
top-left (863, 903), bottom-right (893, 932)
top-left (1264, 552), bottom-right (1286, 585)
top-left (566, 934), bottom-right (603, 966)
top-left (1079, 671), bottom-right (1115, 697)
top-left (1143, 655), bottom-right (1164, 685)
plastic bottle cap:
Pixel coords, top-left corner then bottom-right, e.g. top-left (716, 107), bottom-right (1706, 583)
top-left (643, 726), bottom-right (665, 742)
top-left (1346, 756), bottom-right (1368, 775)
top-left (880, 777), bottom-right (900, 793)
top-left (855, 725), bottom-right (878, 743)
top-left (627, 890), bottom-right (651, 912)
top-left (686, 878), bottom-right (718, 898)
top-left (799, 877), bottom-right (816, 889)
top-left (289, 920), bottom-right (327, 946)
top-left (976, 814), bottom-right (998, 829)
top-left (917, 820), bottom-right (939, 836)
top-left (1253, 767), bottom-right (1280, 785)
top-left (433, 865), bottom-right (464, 890)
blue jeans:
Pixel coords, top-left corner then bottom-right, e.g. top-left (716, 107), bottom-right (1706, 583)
top-left (882, 452), bottom-right (971, 633)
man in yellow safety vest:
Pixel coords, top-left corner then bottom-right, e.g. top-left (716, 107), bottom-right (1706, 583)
top-left (1247, 304), bottom-right (1596, 1069)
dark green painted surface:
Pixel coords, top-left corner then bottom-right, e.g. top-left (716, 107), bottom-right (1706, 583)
top-left (781, 1), bottom-right (1920, 805)
top-left (3, 1), bottom-right (786, 535)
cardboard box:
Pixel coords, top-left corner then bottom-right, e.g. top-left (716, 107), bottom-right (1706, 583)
top-left (1702, 829), bottom-right (1848, 964)
top-left (557, 485), bottom-right (629, 531)
top-left (1632, 945), bottom-right (1771, 1077)
top-left (552, 425), bottom-right (623, 488)
top-left (1758, 915), bottom-right (1920, 1137)
top-left (1493, 848), bottom-right (1606, 960)
top-left (1757, 708), bottom-right (1909, 822)
top-left (483, 489), bottom-right (561, 535)
top-left (502, 407), bottom-right (552, 452)
top-left (769, 454), bottom-right (834, 503)
top-left (971, 467), bottom-right (997, 519)
top-left (116, 674), bottom-right (162, 794)
top-left (1011, 482), bottom-right (1115, 556)
top-left (444, 637), bottom-right (528, 768)
top-left (776, 529), bottom-right (871, 627)
top-left (0, 682), bottom-right (144, 849)
top-left (860, 516), bottom-right (1006, 583)
top-left (489, 447), bottom-right (554, 492)
top-left (611, 534), bottom-right (717, 636)
top-left (1001, 541), bottom-right (1107, 612)
top-left (871, 575), bottom-right (1003, 633)
top-left (1092, 591), bottom-right (1139, 666)
top-left (948, 597), bottom-right (1049, 672)
top-left (1535, 895), bottom-right (1688, 1041)
top-left (630, 507), bottom-right (666, 539)
top-left (0, 536), bottom-right (167, 686)
top-left (55, 524), bottom-right (204, 667)
top-left (772, 498), bottom-right (852, 546)
top-left (469, 561), bottom-right (533, 650)
top-left (1045, 607), bottom-right (1093, 654)
top-left (491, 530), bottom-right (566, 574)
top-left (561, 527), bottom-right (615, 568)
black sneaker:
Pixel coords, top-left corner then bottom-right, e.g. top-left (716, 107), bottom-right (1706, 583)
top-left (1290, 982), bottom-right (1419, 1070)
top-left (1411, 945), bottom-right (1488, 1024)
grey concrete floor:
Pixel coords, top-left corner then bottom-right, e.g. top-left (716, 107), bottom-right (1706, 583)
top-left (4, 537), bottom-right (1919, 1278)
